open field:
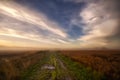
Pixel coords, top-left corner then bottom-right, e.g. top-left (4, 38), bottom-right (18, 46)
top-left (61, 50), bottom-right (120, 80)
top-left (0, 50), bottom-right (120, 80)
top-left (0, 51), bottom-right (46, 80)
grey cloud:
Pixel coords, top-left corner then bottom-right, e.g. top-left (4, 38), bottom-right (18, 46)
top-left (0, 12), bottom-right (68, 45)
top-left (78, 0), bottom-right (120, 49)
top-left (100, 0), bottom-right (120, 39)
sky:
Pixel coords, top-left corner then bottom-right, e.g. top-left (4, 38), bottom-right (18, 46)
top-left (0, 0), bottom-right (120, 50)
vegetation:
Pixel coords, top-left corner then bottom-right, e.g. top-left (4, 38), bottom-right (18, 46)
top-left (22, 52), bottom-right (71, 80)
top-left (59, 54), bottom-right (106, 80)
top-left (61, 50), bottom-right (120, 80)
top-left (0, 50), bottom-right (119, 80)
top-left (0, 51), bottom-right (45, 80)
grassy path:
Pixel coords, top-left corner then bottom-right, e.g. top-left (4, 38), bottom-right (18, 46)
top-left (21, 52), bottom-right (105, 80)
top-left (22, 52), bottom-right (72, 80)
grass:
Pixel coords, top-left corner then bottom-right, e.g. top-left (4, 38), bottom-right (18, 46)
top-left (59, 54), bottom-right (106, 80)
top-left (21, 53), bottom-right (49, 80)
top-left (1, 51), bottom-right (108, 80)
top-left (21, 52), bottom-right (67, 80)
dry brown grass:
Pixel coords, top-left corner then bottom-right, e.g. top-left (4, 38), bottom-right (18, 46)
top-left (61, 50), bottom-right (120, 80)
top-left (0, 51), bottom-right (44, 80)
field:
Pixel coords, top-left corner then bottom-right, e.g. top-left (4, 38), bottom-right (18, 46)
top-left (61, 50), bottom-right (120, 80)
top-left (0, 50), bottom-right (120, 80)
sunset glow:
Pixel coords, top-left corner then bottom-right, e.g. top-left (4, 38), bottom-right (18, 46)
top-left (0, 0), bottom-right (120, 50)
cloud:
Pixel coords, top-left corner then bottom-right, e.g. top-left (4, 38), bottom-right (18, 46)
top-left (0, 1), bottom-right (67, 38)
top-left (0, 1), bottom-right (70, 48)
top-left (0, 0), bottom-right (119, 49)
top-left (78, 0), bottom-right (120, 49)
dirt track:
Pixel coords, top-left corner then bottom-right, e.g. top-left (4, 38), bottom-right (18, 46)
top-left (23, 53), bottom-right (72, 80)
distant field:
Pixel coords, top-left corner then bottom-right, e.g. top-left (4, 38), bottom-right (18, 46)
top-left (0, 50), bottom-right (120, 80)
top-left (61, 50), bottom-right (120, 80)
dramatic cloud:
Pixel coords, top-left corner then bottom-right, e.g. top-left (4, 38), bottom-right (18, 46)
top-left (0, 1), bottom-right (69, 48)
top-left (78, 0), bottom-right (120, 49)
top-left (0, 0), bottom-right (119, 49)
